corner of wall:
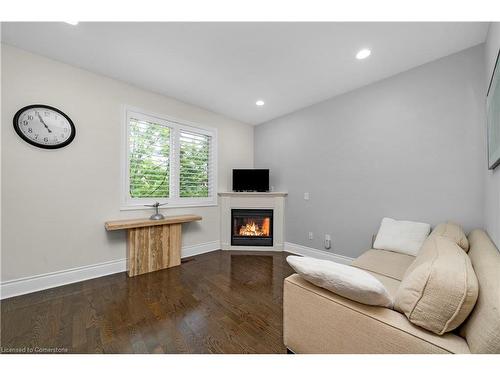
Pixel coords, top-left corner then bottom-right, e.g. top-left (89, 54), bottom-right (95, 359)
top-left (484, 22), bottom-right (500, 249)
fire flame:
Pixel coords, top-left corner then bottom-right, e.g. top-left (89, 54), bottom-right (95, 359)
top-left (238, 218), bottom-right (270, 237)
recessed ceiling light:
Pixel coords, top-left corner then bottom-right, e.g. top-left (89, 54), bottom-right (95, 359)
top-left (256, 100), bottom-right (265, 106)
top-left (356, 49), bottom-right (371, 60)
top-left (65, 21), bottom-right (79, 26)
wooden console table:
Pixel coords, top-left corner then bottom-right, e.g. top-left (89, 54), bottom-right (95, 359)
top-left (105, 215), bottom-right (202, 277)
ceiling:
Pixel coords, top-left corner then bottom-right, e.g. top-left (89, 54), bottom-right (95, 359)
top-left (1, 22), bottom-right (489, 125)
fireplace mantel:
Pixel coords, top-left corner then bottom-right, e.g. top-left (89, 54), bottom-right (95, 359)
top-left (218, 192), bottom-right (288, 197)
top-left (218, 191), bottom-right (287, 251)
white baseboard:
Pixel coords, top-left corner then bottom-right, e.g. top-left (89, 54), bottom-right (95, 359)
top-left (0, 258), bottom-right (127, 300)
top-left (0, 240), bottom-right (221, 300)
top-left (284, 242), bottom-right (354, 265)
top-left (182, 240), bottom-right (220, 258)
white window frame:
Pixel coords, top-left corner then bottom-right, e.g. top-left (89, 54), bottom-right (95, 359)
top-left (121, 106), bottom-right (218, 210)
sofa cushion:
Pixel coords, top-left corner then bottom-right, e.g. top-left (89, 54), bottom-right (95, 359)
top-left (363, 270), bottom-right (401, 298)
top-left (284, 274), bottom-right (471, 353)
top-left (286, 256), bottom-right (393, 307)
top-left (395, 236), bottom-right (479, 335)
top-left (460, 230), bottom-right (500, 353)
top-left (430, 222), bottom-right (469, 252)
top-left (373, 217), bottom-right (431, 256)
top-left (352, 249), bottom-right (415, 281)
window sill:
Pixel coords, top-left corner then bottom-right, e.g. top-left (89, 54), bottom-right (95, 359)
top-left (120, 201), bottom-right (218, 211)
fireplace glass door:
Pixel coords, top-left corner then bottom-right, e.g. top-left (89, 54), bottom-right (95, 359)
top-left (231, 209), bottom-right (273, 246)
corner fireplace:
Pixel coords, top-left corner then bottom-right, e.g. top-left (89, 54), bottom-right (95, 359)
top-left (231, 209), bottom-right (273, 246)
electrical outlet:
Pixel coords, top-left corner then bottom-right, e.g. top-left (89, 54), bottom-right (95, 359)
top-left (308, 232), bottom-right (313, 240)
top-left (325, 234), bottom-right (332, 249)
top-left (304, 192), bottom-right (310, 200)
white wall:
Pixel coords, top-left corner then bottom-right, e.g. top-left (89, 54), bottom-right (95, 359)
top-left (484, 23), bottom-right (500, 248)
top-left (1, 44), bottom-right (254, 282)
top-left (255, 45), bottom-right (486, 258)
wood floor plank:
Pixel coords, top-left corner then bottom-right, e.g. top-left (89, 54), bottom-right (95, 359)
top-left (0, 250), bottom-right (295, 354)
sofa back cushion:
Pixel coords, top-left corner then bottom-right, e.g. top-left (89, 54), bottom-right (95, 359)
top-left (459, 230), bottom-right (500, 353)
top-left (430, 222), bottom-right (469, 252)
top-left (395, 235), bottom-right (478, 335)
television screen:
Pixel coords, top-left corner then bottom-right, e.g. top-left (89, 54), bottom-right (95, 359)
top-left (232, 169), bottom-right (269, 192)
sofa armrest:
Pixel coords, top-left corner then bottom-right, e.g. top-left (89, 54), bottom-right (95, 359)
top-left (283, 274), bottom-right (470, 354)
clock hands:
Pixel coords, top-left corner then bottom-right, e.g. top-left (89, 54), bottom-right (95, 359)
top-left (36, 112), bottom-right (52, 133)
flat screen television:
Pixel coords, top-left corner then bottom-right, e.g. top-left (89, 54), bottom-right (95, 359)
top-left (232, 169), bottom-right (269, 192)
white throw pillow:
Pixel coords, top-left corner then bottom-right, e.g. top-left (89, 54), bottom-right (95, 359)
top-left (286, 256), bottom-right (393, 308)
top-left (373, 217), bottom-right (430, 256)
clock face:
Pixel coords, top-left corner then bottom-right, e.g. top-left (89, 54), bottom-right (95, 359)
top-left (13, 105), bottom-right (75, 149)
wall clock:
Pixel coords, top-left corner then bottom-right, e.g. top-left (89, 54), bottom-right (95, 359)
top-left (13, 104), bottom-right (76, 149)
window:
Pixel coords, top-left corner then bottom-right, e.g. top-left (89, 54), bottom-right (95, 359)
top-left (129, 117), bottom-right (170, 199)
top-left (179, 130), bottom-right (211, 198)
top-left (123, 107), bottom-right (217, 208)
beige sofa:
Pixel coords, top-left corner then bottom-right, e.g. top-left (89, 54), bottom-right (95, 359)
top-left (283, 229), bottom-right (500, 354)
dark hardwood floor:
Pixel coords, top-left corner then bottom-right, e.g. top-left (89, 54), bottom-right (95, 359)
top-left (1, 250), bottom-right (295, 354)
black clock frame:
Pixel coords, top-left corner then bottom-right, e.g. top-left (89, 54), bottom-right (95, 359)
top-left (13, 104), bottom-right (76, 149)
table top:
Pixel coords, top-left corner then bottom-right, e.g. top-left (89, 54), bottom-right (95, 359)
top-left (105, 214), bottom-right (202, 231)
